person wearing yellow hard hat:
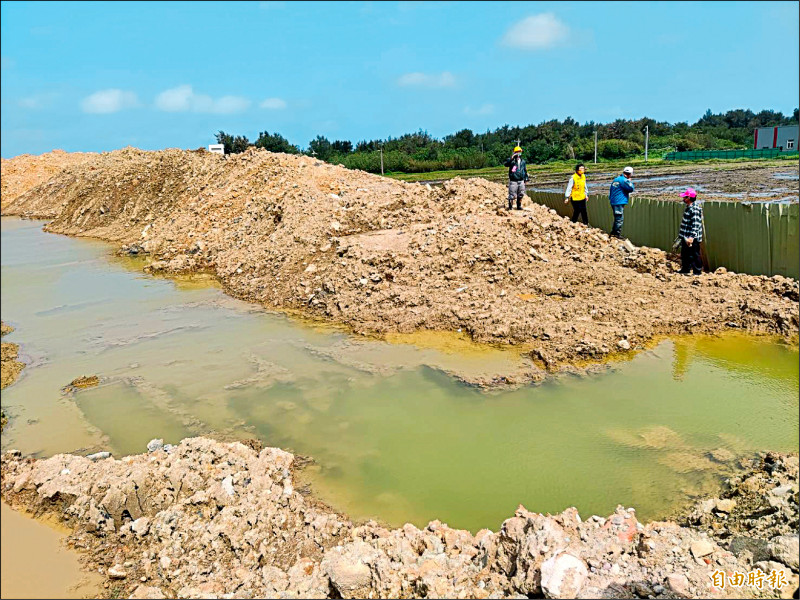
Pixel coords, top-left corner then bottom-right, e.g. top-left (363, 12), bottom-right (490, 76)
top-left (503, 145), bottom-right (529, 211)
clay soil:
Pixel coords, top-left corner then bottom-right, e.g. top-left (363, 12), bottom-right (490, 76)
top-left (1, 148), bottom-right (798, 386)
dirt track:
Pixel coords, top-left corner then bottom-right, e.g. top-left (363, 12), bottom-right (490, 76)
top-left (1, 148), bottom-right (797, 385)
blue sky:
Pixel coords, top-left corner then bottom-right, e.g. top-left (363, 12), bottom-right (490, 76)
top-left (1, 1), bottom-right (798, 157)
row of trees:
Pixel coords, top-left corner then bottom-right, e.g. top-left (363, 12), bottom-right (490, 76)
top-left (214, 107), bottom-right (798, 173)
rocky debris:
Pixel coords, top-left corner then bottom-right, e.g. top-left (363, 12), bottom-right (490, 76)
top-left (62, 374), bottom-right (100, 393)
top-left (769, 536), bottom-right (799, 572)
top-left (540, 553), bottom-right (588, 598)
top-left (1, 149), bottom-right (798, 384)
top-left (86, 451), bottom-right (112, 461)
top-left (108, 564), bottom-right (127, 579)
top-left (1, 320), bottom-right (25, 391)
top-left (2, 438), bottom-right (796, 599)
top-left (684, 452), bottom-right (799, 593)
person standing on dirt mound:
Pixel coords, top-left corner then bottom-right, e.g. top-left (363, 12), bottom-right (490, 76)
top-left (677, 187), bottom-right (704, 275)
top-left (504, 145), bottom-right (529, 211)
top-left (608, 166), bottom-right (634, 238)
top-left (564, 163), bottom-right (589, 224)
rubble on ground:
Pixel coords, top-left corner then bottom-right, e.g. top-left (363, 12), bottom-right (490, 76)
top-left (1, 439), bottom-right (797, 599)
top-left (684, 452), bottom-right (799, 573)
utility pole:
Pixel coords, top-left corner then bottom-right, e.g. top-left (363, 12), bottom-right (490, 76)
top-left (380, 145), bottom-right (384, 176)
top-left (593, 131), bottom-right (597, 164)
top-left (644, 125), bottom-right (649, 163)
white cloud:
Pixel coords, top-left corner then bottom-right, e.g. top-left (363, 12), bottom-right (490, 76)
top-left (397, 71), bottom-right (456, 88)
top-left (81, 89), bottom-right (139, 114)
top-left (18, 92), bottom-right (59, 110)
top-left (464, 104), bottom-right (495, 116)
top-left (501, 13), bottom-right (569, 49)
top-left (260, 97), bottom-right (287, 110)
top-left (155, 85), bottom-right (251, 114)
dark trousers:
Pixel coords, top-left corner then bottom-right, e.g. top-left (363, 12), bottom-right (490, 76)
top-left (680, 239), bottom-right (703, 274)
top-left (611, 205), bottom-right (624, 236)
top-left (570, 199), bottom-right (588, 224)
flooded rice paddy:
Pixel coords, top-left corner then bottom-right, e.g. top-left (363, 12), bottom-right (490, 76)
top-left (1, 217), bottom-right (797, 532)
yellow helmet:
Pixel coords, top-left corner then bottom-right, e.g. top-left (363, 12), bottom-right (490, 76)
top-left (513, 146), bottom-right (522, 153)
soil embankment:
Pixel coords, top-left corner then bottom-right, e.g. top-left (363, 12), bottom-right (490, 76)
top-left (2, 148), bottom-right (797, 385)
top-left (1, 440), bottom-right (797, 599)
top-left (1, 149), bottom-right (97, 213)
top-left (1, 321), bottom-right (25, 429)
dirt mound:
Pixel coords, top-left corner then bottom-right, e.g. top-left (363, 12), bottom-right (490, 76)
top-left (3, 439), bottom-right (797, 598)
top-left (1, 149), bottom-right (97, 214)
top-left (3, 148), bottom-right (797, 380)
top-left (1, 321), bottom-right (24, 392)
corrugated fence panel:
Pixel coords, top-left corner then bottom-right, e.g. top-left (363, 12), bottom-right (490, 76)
top-left (586, 194), bottom-right (613, 232)
top-left (624, 197), bottom-right (683, 251)
top-left (526, 190), bottom-right (799, 278)
top-left (698, 201), bottom-right (773, 276)
top-left (769, 203), bottom-right (800, 279)
top-left (529, 191), bottom-right (571, 218)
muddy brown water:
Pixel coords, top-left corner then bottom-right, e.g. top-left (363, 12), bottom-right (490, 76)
top-left (1, 502), bottom-right (102, 599)
top-left (1, 217), bottom-right (798, 534)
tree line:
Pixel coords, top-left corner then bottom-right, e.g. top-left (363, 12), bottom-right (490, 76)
top-left (215, 107), bottom-right (799, 174)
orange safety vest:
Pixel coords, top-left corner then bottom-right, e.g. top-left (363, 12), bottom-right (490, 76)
top-left (570, 173), bottom-right (587, 201)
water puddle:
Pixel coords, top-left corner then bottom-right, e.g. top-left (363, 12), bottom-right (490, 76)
top-left (0, 502), bottom-right (102, 599)
top-left (1, 217), bottom-right (798, 532)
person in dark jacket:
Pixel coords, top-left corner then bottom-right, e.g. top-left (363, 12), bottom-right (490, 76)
top-left (608, 166), bottom-right (634, 238)
top-left (503, 145), bottom-right (529, 210)
top-left (677, 187), bottom-right (704, 275)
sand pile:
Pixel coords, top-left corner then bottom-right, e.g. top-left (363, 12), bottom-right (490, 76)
top-left (2, 148), bottom-right (797, 382)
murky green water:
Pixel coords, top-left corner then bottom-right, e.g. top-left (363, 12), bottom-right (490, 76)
top-left (1, 217), bottom-right (797, 532)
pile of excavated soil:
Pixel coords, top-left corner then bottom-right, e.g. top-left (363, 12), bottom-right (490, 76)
top-left (1, 149), bottom-right (97, 214)
top-left (1, 321), bottom-right (24, 393)
top-left (2, 440), bottom-right (797, 599)
top-left (2, 148), bottom-right (797, 383)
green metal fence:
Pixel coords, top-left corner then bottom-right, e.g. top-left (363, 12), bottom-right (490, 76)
top-left (664, 148), bottom-right (797, 160)
top-left (527, 191), bottom-right (799, 279)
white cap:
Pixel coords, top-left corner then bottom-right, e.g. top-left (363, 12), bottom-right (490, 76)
top-left (623, 166), bottom-right (633, 175)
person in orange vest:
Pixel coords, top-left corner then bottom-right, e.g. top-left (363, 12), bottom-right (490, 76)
top-left (563, 163), bottom-right (589, 224)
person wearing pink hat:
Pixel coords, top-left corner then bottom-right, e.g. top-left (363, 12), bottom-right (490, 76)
top-left (677, 187), bottom-right (704, 275)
